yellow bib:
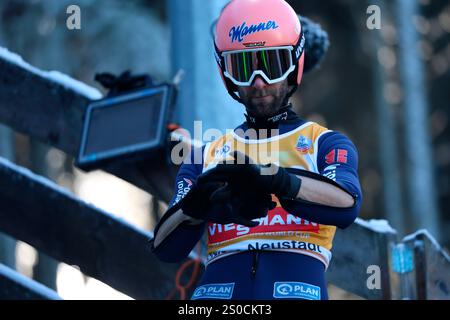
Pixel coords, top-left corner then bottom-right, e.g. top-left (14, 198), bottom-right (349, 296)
top-left (203, 121), bottom-right (336, 269)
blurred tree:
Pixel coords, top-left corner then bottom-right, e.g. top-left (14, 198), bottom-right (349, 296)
top-left (371, 0), bottom-right (406, 236)
top-left (396, 0), bottom-right (440, 240)
top-left (420, 0), bottom-right (450, 247)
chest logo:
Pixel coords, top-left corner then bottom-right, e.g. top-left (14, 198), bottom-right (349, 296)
top-left (214, 142), bottom-right (232, 160)
top-left (296, 135), bottom-right (312, 154)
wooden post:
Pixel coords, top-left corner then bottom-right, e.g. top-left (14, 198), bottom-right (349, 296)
top-left (327, 219), bottom-right (397, 299)
top-left (403, 230), bottom-right (450, 300)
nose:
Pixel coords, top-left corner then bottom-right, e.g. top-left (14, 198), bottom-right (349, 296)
top-left (251, 75), bottom-right (268, 90)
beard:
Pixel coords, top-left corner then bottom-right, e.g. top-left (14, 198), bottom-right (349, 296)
top-left (238, 80), bottom-right (290, 118)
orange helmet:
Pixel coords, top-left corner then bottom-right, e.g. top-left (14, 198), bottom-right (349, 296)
top-left (214, 0), bottom-right (305, 97)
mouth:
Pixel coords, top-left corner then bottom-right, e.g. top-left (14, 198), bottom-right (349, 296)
top-left (252, 95), bottom-right (272, 102)
top-left (252, 94), bottom-right (270, 99)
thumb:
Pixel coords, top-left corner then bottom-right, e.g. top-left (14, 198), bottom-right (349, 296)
top-left (210, 183), bottom-right (232, 203)
top-left (232, 216), bottom-right (259, 228)
top-left (269, 201), bottom-right (277, 210)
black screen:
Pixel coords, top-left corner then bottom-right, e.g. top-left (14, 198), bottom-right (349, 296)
top-left (83, 91), bottom-right (164, 156)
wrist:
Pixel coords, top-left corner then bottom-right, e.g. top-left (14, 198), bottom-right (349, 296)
top-left (273, 168), bottom-right (302, 199)
top-left (286, 174), bottom-right (302, 198)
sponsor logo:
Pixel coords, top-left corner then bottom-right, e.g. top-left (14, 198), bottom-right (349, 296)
top-left (208, 207), bottom-right (319, 244)
top-left (214, 143), bottom-right (231, 159)
top-left (273, 282), bottom-right (321, 300)
top-left (247, 111), bottom-right (287, 124)
top-left (325, 149), bottom-right (348, 164)
top-left (183, 178), bottom-right (193, 187)
top-left (325, 150), bottom-right (335, 164)
top-left (229, 21), bottom-right (279, 43)
top-left (247, 240), bottom-right (323, 254)
top-left (173, 178), bottom-right (193, 204)
top-left (207, 239), bottom-right (329, 265)
top-left (337, 149), bottom-right (348, 163)
top-left (296, 135), bottom-right (312, 153)
top-left (268, 111), bottom-right (288, 123)
top-left (323, 164), bottom-right (339, 181)
top-left (243, 41), bottom-right (266, 48)
top-left (192, 283), bottom-right (235, 300)
top-left (295, 34), bottom-right (306, 59)
top-left (207, 250), bottom-right (224, 260)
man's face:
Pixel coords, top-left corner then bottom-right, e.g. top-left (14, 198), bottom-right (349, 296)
top-left (237, 76), bottom-right (290, 118)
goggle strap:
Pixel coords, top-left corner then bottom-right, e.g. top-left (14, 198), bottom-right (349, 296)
top-left (214, 42), bottom-right (225, 70)
top-left (291, 29), bottom-right (306, 62)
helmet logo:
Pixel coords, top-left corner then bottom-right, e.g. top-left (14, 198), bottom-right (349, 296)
top-left (229, 21), bottom-right (279, 43)
top-left (295, 34), bottom-right (306, 59)
top-left (243, 41), bottom-right (266, 48)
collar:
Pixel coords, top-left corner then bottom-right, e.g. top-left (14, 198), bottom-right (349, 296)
top-left (244, 104), bottom-right (299, 130)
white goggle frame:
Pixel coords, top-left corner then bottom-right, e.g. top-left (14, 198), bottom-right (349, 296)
top-left (221, 46), bottom-right (296, 87)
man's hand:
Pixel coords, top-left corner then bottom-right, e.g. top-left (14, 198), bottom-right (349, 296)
top-left (178, 172), bottom-right (275, 227)
top-left (208, 183), bottom-right (276, 227)
top-left (199, 151), bottom-right (302, 200)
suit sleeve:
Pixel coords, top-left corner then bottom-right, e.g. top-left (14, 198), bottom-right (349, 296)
top-left (282, 131), bottom-right (363, 229)
top-left (151, 146), bottom-right (206, 263)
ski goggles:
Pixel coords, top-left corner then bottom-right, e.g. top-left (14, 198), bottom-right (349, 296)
top-left (221, 46), bottom-right (296, 86)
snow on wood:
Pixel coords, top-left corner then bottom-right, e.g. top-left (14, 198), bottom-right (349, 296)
top-left (0, 46), bottom-right (102, 100)
top-left (355, 218), bottom-right (397, 234)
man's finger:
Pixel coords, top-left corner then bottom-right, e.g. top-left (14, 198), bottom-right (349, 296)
top-left (241, 207), bottom-right (269, 220)
top-left (198, 181), bottom-right (226, 194)
top-left (207, 203), bottom-right (234, 223)
top-left (231, 216), bottom-right (259, 228)
top-left (269, 201), bottom-right (277, 210)
top-left (198, 171), bottom-right (233, 185)
top-left (210, 183), bottom-right (232, 202)
top-left (198, 165), bottom-right (242, 183)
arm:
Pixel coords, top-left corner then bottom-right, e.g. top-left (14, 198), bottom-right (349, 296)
top-left (296, 175), bottom-right (355, 208)
top-left (281, 131), bottom-right (363, 229)
top-left (151, 148), bottom-right (206, 263)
